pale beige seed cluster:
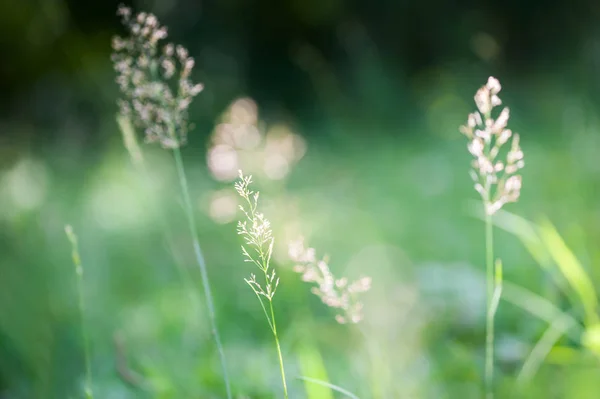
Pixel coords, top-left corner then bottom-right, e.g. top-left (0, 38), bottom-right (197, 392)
top-left (289, 238), bottom-right (371, 324)
top-left (235, 172), bottom-right (280, 300)
top-left (111, 5), bottom-right (204, 149)
top-left (460, 77), bottom-right (525, 215)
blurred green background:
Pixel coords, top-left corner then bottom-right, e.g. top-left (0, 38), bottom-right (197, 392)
top-left (2, 0), bottom-right (600, 397)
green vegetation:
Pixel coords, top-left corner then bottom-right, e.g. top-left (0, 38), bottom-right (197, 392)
top-left (2, 4), bottom-right (600, 399)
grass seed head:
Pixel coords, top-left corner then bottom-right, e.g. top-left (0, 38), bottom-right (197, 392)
top-left (289, 237), bottom-right (371, 324)
top-left (111, 5), bottom-right (204, 149)
top-left (460, 77), bottom-right (524, 215)
top-left (236, 171), bottom-right (279, 300)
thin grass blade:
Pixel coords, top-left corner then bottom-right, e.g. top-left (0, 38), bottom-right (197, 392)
top-left (537, 218), bottom-right (598, 326)
top-left (298, 376), bottom-right (360, 399)
top-left (518, 312), bottom-right (579, 385)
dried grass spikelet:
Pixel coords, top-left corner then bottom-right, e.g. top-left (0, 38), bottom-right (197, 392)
top-left (289, 238), bottom-right (371, 324)
top-left (460, 77), bottom-right (524, 215)
top-left (111, 4), bottom-right (204, 149)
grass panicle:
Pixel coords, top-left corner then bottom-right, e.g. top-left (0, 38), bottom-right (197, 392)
top-left (112, 4), bottom-right (203, 149)
top-left (460, 77), bottom-right (524, 399)
top-left (235, 171), bottom-right (289, 399)
top-left (289, 237), bottom-right (371, 324)
top-left (460, 77), bottom-right (524, 217)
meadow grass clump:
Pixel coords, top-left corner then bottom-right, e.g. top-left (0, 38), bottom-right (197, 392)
top-left (460, 77), bottom-right (524, 398)
top-left (65, 225), bottom-right (93, 399)
top-left (111, 5), bottom-right (231, 398)
top-left (289, 237), bottom-right (371, 324)
top-left (234, 171), bottom-right (288, 398)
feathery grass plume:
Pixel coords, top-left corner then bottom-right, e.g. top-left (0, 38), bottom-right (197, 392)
top-left (112, 4), bottom-right (204, 149)
top-left (235, 171), bottom-right (288, 399)
top-left (111, 6), bottom-right (231, 398)
top-left (460, 77), bottom-right (524, 399)
top-left (289, 238), bottom-right (371, 324)
top-left (65, 225), bottom-right (93, 399)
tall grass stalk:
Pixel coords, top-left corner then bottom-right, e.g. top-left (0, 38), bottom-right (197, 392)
top-left (460, 77), bottom-right (524, 398)
top-left (111, 6), bottom-right (231, 397)
top-left (485, 213), bottom-right (494, 398)
top-left (235, 172), bottom-right (288, 398)
top-left (486, 247), bottom-right (504, 398)
top-left (246, 269), bottom-right (288, 398)
top-left (65, 225), bottom-right (93, 399)
top-left (270, 301), bottom-right (289, 398)
top-left (171, 142), bottom-right (232, 399)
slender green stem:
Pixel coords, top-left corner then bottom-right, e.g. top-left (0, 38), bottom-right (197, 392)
top-left (117, 115), bottom-right (202, 338)
top-left (269, 299), bottom-right (289, 399)
top-left (65, 226), bottom-right (94, 399)
top-left (248, 285), bottom-right (274, 332)
top-left (485, 212), bottom-right (494, 399)
top-left (171, 145), bottom-right (232, 399)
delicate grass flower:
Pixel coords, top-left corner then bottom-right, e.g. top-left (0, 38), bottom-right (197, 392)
top-left (111, 6), bottom-right (231, 397)
top-left (460, 76), bottom-right (524, 398)
top-left (235, 171), bottom-right (288, 398)
top-left (111, 5), bottom-right (204, 149)
top-left (289, 237), bottom-right (371, 324)
top-left (460, 77), bottom-right (524, 215)
top-left (235, 172), bottom-right (280, 300)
